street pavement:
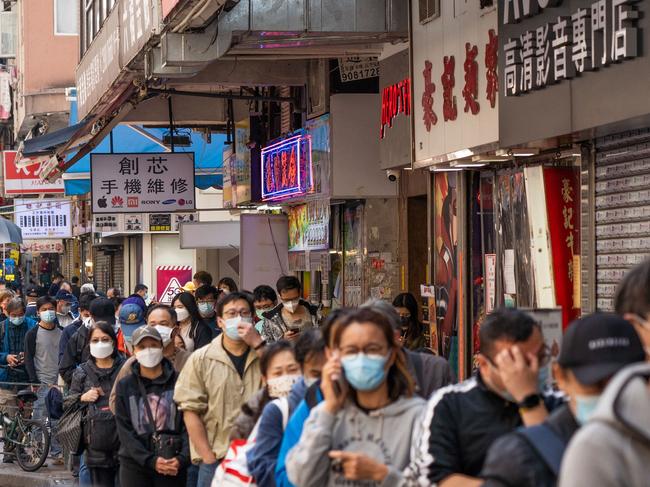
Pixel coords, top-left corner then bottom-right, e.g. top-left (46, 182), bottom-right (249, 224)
top-left (0, 461), bottom-right (75, 487)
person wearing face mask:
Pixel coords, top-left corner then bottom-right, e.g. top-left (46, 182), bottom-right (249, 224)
top-left (261, 276), bottom-right (319, 344)
top-left (0, 298), bottom-right (36, 463)
top-left (58, 292), bottom-right (97, 367)
top-left (480, 313), bottom-right (645, 487)
top-left (253, 285), bottom-right (278, 332)
top-left (54, 289), bottom-right (77, 328)
top-left (286, 308), bottom-right (425, 486)
top-left (24, 296), bottom-right (64, 463)
top-left (249, 329), bottom-right (326, 487)
top-left (123, 284), bottom-right (150, 314)
top-left (174, 292), bottom-right (263, 487)
top-left (171, 292), bottom-right (212, 353)
top-left (404, 308), bottom-right (564, 487)
top-left (114, 326), bottom-right (190, 486)
top-left (230, 341), bottom-right (301, 441)
top-left (195, 285), bottom-right (221, 337)
top-left (393, 293), bottom-right (428, 350)
top-left (217, 277), bottom-right (238, 295)
top-left (65, 321), bottom-right (125, 487)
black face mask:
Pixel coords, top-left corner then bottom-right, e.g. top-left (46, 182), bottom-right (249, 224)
top-left (400, 316), bottom-right (410, 327)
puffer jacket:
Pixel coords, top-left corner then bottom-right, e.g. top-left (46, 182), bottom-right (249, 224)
top-left (65, 355), bottom-right (125, 467)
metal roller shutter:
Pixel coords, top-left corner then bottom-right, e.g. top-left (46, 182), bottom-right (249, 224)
top-left (593, 129), bottom-right (650, 311)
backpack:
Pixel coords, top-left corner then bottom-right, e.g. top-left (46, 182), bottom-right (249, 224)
top-left (212, 397), bottom-right (290, 487)
top-left (517, 423), bottom-right (567, 476)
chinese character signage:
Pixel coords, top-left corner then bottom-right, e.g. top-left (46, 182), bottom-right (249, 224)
top-left (91, 153), bottom-right (195, 213)
top-left (501, 0), bottom-right (642, 97)
top-left (543, 166), bottom-right (580, 328)
top-left (380, 78), bottom-right (411, 139)
top-left (14, 198), bottom-right (71, 239)
top-left (3, 151), bottom-right (64, 195)
top-left (411, 3), bottom-right (499, 164)
top-left (288, 201), bottom-right (330, 252)
top-left (20, 240), bottom-right (64, 254)
top-left (261, 134), bottom-right (314, 202)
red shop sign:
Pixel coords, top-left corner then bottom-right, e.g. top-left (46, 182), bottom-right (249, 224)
top-left (380, 78), bottom-right (411, 139)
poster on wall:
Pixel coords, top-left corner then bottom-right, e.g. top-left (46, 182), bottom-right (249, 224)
top-left (15, 198), bottom-right (71, 238)
top-left (288, 201), bottom-right (330, 251)
top-left (343, 202), bottom-right (364, 307)
top-left (156, 265), bottom-right (192, 304)
top-left (91, 153), bottom-right (195, 213)
top-left (484, 254), bottom-right (496, 313)
top-left (20, 240), bottom-right (64, 253)
top-left (3, 151), bottom-right (64, 195)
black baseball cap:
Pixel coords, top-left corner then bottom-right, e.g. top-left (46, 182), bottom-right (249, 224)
top-left (25, 286), bottom-right (39, 298)
top-left (558, 313), bottom-right (645, 385)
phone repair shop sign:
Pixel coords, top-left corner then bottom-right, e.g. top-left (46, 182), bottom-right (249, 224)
top-left (91, 153), bottom-right (195, 213)
top-left (3, 151), bottom-right (64, 195)
top-left (157, 265), bottom-right (192, 304)
top-left (14, 198), bottom-right (71, 239)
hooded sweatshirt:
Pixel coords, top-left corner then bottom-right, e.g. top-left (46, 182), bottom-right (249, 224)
top-left (559, 362), bottom-right (650, 487)
top-left (286, 395), bottom-right (425, 487)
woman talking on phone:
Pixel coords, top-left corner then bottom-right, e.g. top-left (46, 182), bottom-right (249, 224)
top-left (286, 308), bottom-right (425, 486)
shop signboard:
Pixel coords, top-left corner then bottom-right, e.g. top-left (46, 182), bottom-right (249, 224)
top-left (222, 145), bottom-right (235, 209)
top-left (234, 120), bottom-right (252, 206)
top-left (498, 0), bottom-right (649, 147)
top-left (485, 253), bottom-right (497, 313)
top-left (411, 2), bottom-right (498, 165)
top-left (91, 153), bottom-right (195, 213)
top-left (3, 151), bottom-right (64, 195)
top-left (380, 49), bottom-right (411, 170)
top-left (338, 57), bottom-right (379, 82)
top-left (287, 201), bottom-right (330, 252)
top-left (261, 134), bottom-right (314, 202)
top-left (156, 265), bottom-right (192, 304)
top-left (162, 0), bottom-right (181, 19)
top-left (20, 240), bottom-right (64, 254)
top-left (15, 198), bottom-right (71, 239)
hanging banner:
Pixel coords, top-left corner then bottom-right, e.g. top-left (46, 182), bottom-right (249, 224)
top-left (20, 240), bottom-right (64, 253)
top-left (544, 167), bottom-right (580, 328)
top-left (3, 151), bottom-right (64, 195)
top-left (91, 153), bottom-right (195, 213)
top-left (14, 198), bottom-right (71, 238)
top-left (156, 265), bottom-right (192, 304)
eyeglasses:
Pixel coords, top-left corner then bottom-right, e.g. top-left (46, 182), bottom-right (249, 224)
top-left (223, 310), bottom-right (253, 319)
top-left (90, 337), bottom-right (112, 344)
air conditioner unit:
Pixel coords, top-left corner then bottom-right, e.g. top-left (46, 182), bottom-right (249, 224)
top-left (0, 11), bottom-right (16, 58)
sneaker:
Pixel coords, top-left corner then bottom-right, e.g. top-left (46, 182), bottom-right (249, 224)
top-left (2, 455), bottom-right (13, 464)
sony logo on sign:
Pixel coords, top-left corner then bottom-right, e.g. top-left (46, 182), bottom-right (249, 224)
top-left (503, 0), bottom-right (563, 24)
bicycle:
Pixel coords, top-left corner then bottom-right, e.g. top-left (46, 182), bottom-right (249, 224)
top-left (0, 388), bottom-right (51, 472)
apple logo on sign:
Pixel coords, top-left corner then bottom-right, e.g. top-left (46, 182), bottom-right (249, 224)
top-left (98, 197), bottom-right (107, 209)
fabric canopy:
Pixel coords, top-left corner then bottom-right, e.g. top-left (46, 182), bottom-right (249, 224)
top-left (22, 122), bottom-right (88, 157)
top-left (0, 218), bottom-right (23, 244)
top-left (63, 100), bottom-right (224, 195)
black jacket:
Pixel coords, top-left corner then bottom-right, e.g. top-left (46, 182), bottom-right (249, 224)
top-left (114, 359), bottom-right (190, 471)
top-left (187, 319), bottom-right (213, 351)
top-left (65, 356), bottom-right (125, 467)
top-left (24, 323), bottom-right (63, 384)
top-left (404, 349), bottom-right (455, 399)
top-left (405, 372), bottom-right (564, 485)
top-left (59, 324), bottom-right (91, 387)
top-left (480, 404), bottom-right (578, 487)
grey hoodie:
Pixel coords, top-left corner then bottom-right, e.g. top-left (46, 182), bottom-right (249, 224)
top-left (286, 395), bottom-right (425, 487)
top-left (559, 363), bottom-right (650, 487)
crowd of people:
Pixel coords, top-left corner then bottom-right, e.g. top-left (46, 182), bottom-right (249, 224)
top-left (0, 263), bottom-right (647, 487)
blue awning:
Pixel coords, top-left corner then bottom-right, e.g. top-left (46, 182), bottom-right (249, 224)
top-left (22, 122), bottom-right (88, 156)
top-left (64, 101), bottom-right (224, 195)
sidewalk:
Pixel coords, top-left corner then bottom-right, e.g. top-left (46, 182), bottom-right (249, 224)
top-left (0, 462), bottom-right (75, 487)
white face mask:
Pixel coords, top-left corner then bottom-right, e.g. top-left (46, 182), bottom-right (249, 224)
top-left (175, 308), bottom-right (190, 322)
top-left (267, 374), bottom-right (301, 398)
top-left (90, 341), bottom-right (114, 359)
top-left (83, 316), bottom-right (93, 329)
top-left (282, 299), bottom-right (300, 314)
top-left (154, 325), bottom-right (173, 347)
top-left (135, 347), bottom-right (164, 368)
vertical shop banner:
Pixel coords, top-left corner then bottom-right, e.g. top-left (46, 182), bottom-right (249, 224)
top-left (234, 120), bottom-right (252, 205)
top-left (91, 153), bottom-right (195, 213)
top-left (157, 266), bottom-right (192, 304)
top-left (305, 114), bottom-right (331, 199)
top-left (484, 254), bottom-right (496, 313)
top-left (222, 145), bottom-right (235, 208)
top-left (14, 198), bottom-right (71, 238)
top-left (543, 167), bottom-right (580, 328)
top-left (3, 151), bottom-right (64, 195)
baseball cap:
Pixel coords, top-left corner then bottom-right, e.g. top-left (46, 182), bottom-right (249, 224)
top-left (25, 286), bottom-right (39, 298)
top-left (131, 326), bottom-right (162, 346)
top-left (119, 303), bottom-right (146, 327)
top-left (183, 281), bottom-right (196, 293)
top-left (55, 290), bottom-right (74, 302)
top-left (558, 313), bottom-right (645, 385)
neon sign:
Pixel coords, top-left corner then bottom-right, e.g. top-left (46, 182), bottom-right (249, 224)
top-left (380, 77), bottom-right (411, 139)
top-left (261, 134), bottom-right (313, 202)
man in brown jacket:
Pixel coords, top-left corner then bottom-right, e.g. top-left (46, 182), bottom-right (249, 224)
top-left (174, 292), bottom-right (265, 487)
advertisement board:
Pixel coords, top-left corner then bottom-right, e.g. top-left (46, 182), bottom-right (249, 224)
top-left (14, 198), bottom-right (71, 239)
top-left (156, 265), bottom-right (192, 304)
top-left (287, 201), bottom-right (330, 251)
top-left (20, 240), bottom-right (64, 253)
top-left (3, 151), bottom-right (64, 195)
top-left (91, 153), bottom-right (195, 213)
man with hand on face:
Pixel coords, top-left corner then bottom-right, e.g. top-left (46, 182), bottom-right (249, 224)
top-left (261, 276), bottom-right (319, 343)
top-left (404, 308), bottom-right (563, 487)
top-left (174, 292), bottom-right (264, 487)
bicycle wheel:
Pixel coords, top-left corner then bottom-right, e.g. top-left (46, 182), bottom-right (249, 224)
top-left (15, 418), bottom-right (50, 472)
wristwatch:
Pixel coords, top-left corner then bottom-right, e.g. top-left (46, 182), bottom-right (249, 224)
top-left (517, 393), bottom-right (542, 410)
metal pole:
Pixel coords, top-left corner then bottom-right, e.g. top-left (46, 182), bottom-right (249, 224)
top-left (168, 97), bottom-right (175, 153)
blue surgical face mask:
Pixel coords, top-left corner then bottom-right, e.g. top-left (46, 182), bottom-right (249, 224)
top-left (198, 302), bottom-right (215, 317)
top-left (224, 317), bottom-right (253, 341)
top-left (40, 310), bottom-right (56, 323)
top-left (9, 316), bottom-right (24, 327)
top-left (341, 353), bottom-right (389, 392)
top-left (575, 394), bottom-right (601, 425)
